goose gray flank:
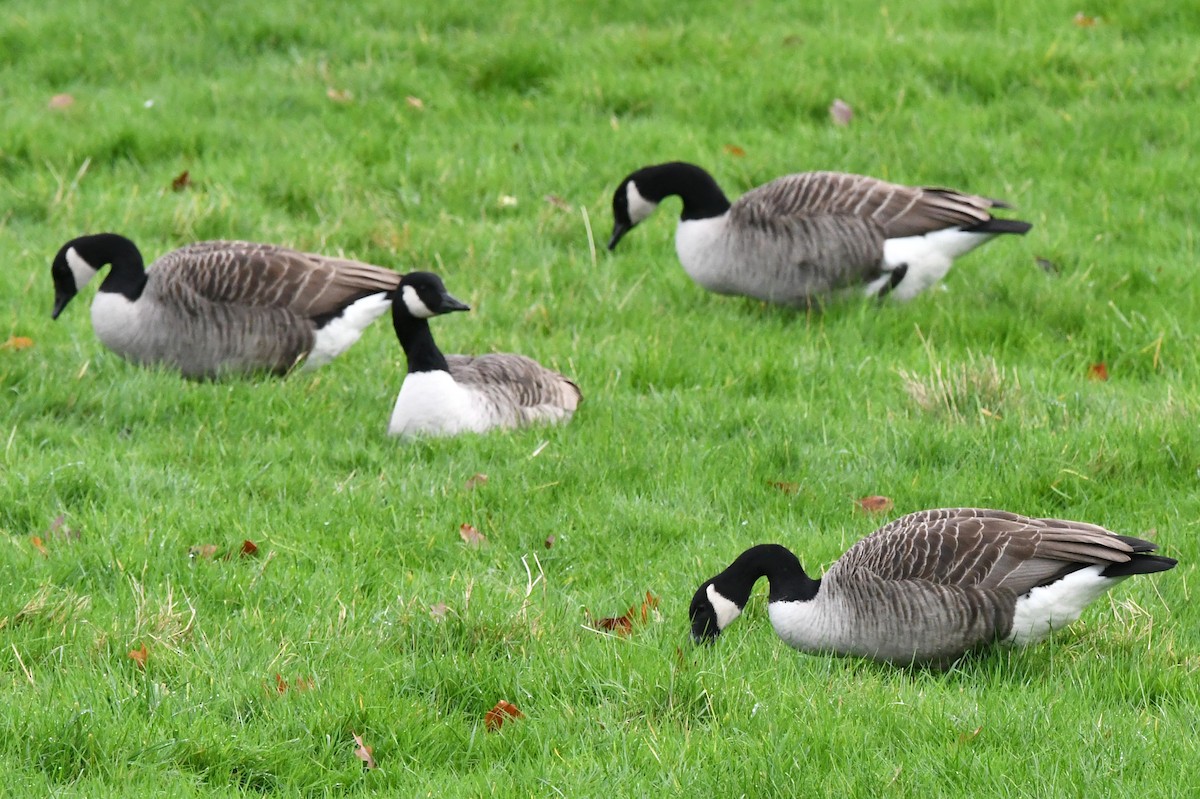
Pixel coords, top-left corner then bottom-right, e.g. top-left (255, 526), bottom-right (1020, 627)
top-left (50, 233), bottom-right (403, 378)
top-left (690, 508), bottom-right (1176, 667)
top-left (609, 162), bottom-right (1032, 305)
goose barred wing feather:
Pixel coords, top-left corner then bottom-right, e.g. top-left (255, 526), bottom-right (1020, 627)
top-left (734, 172), bottom-right (999, 238)
top-left (156, 241), bottom-right (402, 319)
top-left (446, 353), bottom-right (581, 423)
top-left (831, 508), bottom-right (1138, 595)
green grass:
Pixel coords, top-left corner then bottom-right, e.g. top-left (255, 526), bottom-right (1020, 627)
top-left (2, 0), bottom-right (1199, 795)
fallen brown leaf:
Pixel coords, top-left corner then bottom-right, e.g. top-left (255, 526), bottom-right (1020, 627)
top-left (189, 544), bottom-right (219, 560)
top-left (723, 144), bottom-right (746, 158)
top-left (484, 699), bottom-right (524, 732)
top-left (273, 673), bottom-right (314, 694)
top-left (30, 536), bottom-right (49, 557)
top-left (351, 731), bottom-right (377, 769)
top-left (957, 725), bottom-right (984, 744)
top-left (856, 495), bottom-right (894, 514)
top-left (46, 514), bottom-right (80, 541)
top-left (591, 591), bottom-right (660, 636)
top-left (769, 480), bottom-right (800, 495)
top-left (239, 540), bottom-right (259, 557)
top-left (170, 170), bottom-right (191, 191)
top-left (543, 194), bottom-right (572, 211)
top-left (128, 643), bottom-right (149, 669)
top-left (429, 602), bottom-right (449, 620)
top-left (459, 523), bottom-right (487, 547)
top-left (326, 87), bottom-right (353, 104)
top-left (49, 93), bottom-right (75, 110)
top-left (1035, 256), bottom-right (1060, 274)
top-left (1, 336), bottom-right (34, 351)
top-left (406, 95), bottom-right (424, 109)
top-left (1087, 362), bottom-right (1109, 381)
top-left (1072, 12), bottom-right (1098, 27)
top-left (829, 98), bottom-right (854, 126)
top-left (464, 473), bottom-right (489, 490)
top-left (543, 534), bottom-right (556, 549)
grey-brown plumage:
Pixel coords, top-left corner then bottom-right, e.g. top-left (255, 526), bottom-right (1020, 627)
top-left (50, 233), bottom-right (403, 378)
top-left (609, 162), bottom-right (1032, 305)
top-left (690, 508), bottom-right (1176, 667)
top-left (388, 272), bottom-right (581, 438)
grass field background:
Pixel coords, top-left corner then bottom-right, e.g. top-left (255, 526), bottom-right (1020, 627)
top-left (2, 0), bottom-right (1199, 795)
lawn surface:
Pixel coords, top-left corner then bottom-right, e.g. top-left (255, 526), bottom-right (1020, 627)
top-left (2, 0), bottom-right (1199, 795)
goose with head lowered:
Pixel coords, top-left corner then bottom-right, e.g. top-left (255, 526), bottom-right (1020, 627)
top-left (608, 162), bottom-right (1032, 305)
top-left (690, 508), bottom-right (1176, 668)
top-left (50, 233), bottom-right (403, 379)
top-left (388, 272), bottom-right (581, 438)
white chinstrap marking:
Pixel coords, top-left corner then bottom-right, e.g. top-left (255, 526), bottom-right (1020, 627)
top-left (401, 285), bottom-right (435, 319)
top-left (65, 247), bottom-right (101, 290)
top-left (706, 584), bottom-right (743, 631)
top-left (1005, 565), bottom-right (1116, 646)
top-left (625, 181), bottom-right (659, 225)
top-left (305, 292), bottom-right (392, 369)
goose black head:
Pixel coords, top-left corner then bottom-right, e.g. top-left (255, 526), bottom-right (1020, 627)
top-left (50, 233), bottom-right (144, 319)
top-left (608, 167), bottom-right (667, 251)
top-left (395, 272), bottom-right (471, 320)
top-left (688, 579), bottom-right (744, 643)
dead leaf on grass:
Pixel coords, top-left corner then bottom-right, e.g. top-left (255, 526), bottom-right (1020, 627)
top-left (856, 495), bottom-right (894, 514)
top-left (128, 643), bottom-right (149, 669)
top-left (484, 699), bottom-right (524, 732)
top-left (188, 544), bottom-right (219, 560)
top-left (351, 731), bottom-right (377, 769)
top-left (459, 523), bottom-right (487, 547)
top-left (591, 591), bottom-right (660, 636)
top-left (405, 95), bottom-right (424, 109)
top-left (49, 93), bottom-right (75, 110)
top-left (1, 336), bottom-right (34, 351)
top-left (1087, 362), bottom-right (1109, 381)
top-left (722, 144), bottom-right (746, 158)
top-left (464, 473), bottom-right (489, 490)
top-left (429, 602), bottom-right (449, 621)
top-left (769, 480), bottom-right (800, 495)
top-left (326, 87), bottom-right (353, 104)
top-left (30, 536), bottom-right (49, 557)
top-left (829, 98), bottom-right (854, 126)
top-left (170, 170), bottom-right (191, 191)
top-left (1072, 12), bottom-right (1099, 27)
top-left (543, 534), bottom-right (556, 549)
top-left (239, 540), bottom-right (259, 558)
top-left (957, 725), bottom-right (984, 744)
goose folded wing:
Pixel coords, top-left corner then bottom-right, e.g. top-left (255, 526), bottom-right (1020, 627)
top-left (159, 242), bottom-right (402, 318)
top-left (736, 172), bottom-right (999, 239)
top-left (835, 508), bottom-right (1137, 594)
top-left (446, 354), bottom-right (581, 411)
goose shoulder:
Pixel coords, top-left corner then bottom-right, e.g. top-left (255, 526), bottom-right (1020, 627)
top-left (731, 171), bottom-right (998, 237)
top-left (153, 241), bottom-right (402, 318)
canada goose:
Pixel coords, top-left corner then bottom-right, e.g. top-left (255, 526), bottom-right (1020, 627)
top-left (690, 508), bottom-right (1176, 667)
top-left (50, 233), bottom-right (403, 378)
top-left (608, 162), bottom-right (1032, 305)
top-left (388, 272), bottom-right (581, 438)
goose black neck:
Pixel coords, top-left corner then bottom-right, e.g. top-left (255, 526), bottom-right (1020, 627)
top-left (392, 312), bottom-right (450, 374)
top-left (714, 544), bottom-right (820, 606)
top-left (87, 233), bottom-right (149, 301)
top-left (641, 162), bottom-right (732, 221)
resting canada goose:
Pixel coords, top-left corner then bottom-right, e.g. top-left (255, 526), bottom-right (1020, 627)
top-left (50, 233), bottom-right (403, 378)
top-left (608, 162), bottom-right (1032, 305)
top-left (388, 272), bottom-right (581, 438)
top-left (690, 508), bottom-right (1176, 667)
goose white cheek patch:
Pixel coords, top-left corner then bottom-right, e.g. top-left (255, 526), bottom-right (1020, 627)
top-left (626, 182), bottom-right (659, 225)
top-left (401, 285), bottom-right (435, 318)
top-left (706, 584), bottom-right (742, 630)
top-left (65, 247), bottom-right (100, 289)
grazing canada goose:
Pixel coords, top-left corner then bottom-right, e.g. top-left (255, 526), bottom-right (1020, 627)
top-left (608, 162), bottom-right (1032, 305)
top-left (50, 233), bottom-right (403, 378)
top-left (388, 272), bottom-right (581, 438)
top-left (690, 508), bottom-right (1176, 667)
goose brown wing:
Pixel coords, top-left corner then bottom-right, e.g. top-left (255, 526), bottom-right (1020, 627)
top-left (831, 508), bottom-right (1137, 594)
top-left (733, 172), bottom-right (999, 238)
top-left (446, 354), bottom-right (581, 412)
top-left (154, 241), bottom-right (402, 319)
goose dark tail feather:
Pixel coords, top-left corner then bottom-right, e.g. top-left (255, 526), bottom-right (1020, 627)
top-left (963, 218), bottom-right (1033, 235)
top-left (1102, 554), bottom-right (1178, 577)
